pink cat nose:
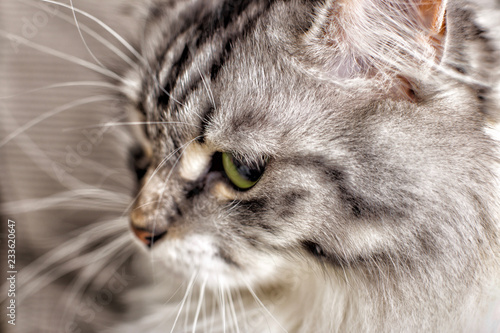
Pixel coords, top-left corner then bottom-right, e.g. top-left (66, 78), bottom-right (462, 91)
top-left (130, 208), bottom-right (167, 248)
top-left (131, 226), bottom-right (167, 248)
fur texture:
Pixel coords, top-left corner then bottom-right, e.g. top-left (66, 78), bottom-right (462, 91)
top-left (119, 0), bottom-right (500, 331)
top-left (2, 0), bottom-right (500, 332)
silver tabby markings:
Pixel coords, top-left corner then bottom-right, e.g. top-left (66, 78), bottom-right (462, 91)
top-left (120, 0), bottom-right (500, 332)
top-left (3, 0), bottom-right (499, 332)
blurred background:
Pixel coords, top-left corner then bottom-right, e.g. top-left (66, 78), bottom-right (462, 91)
top-left (0, 1), bottom-right (146, 332)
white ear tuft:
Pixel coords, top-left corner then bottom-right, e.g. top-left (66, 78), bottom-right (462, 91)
top-left (301, 0), bottom-right (448, 99)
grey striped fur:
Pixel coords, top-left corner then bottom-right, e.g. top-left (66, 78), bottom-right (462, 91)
top-left (116, 0), bottom-right (500, 332)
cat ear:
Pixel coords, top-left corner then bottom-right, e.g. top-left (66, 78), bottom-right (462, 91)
top-left (305, 0), bottom-right (448, 100)
top-left (417, 0), bottom-right (447, 59)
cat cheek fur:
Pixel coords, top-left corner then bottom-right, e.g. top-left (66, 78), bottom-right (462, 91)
top-left (130, 150), bottom-right (290, 286)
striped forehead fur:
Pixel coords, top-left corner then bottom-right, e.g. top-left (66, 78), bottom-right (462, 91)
top-left (125, 0), bottom-right (499, 109)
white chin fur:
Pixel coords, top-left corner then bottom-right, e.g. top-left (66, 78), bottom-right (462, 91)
top-left (150, 233), bottom-right (286, 289)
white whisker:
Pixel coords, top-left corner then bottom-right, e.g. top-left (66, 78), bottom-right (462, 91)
top-left (184, 278), bottom-right (194, 332)
top-left (226, 285), bottom-right (241, 333)
top-left (34, 0), bottom-right (199, 114)
top-left (0, 104), bottom-right (128, 193)
top-left (157, 80), bottom-right (188, 109)
top-left (131, 200), bottom-right (163, 212)
top-left (16, 222), bottom-right (132, 303)
top-left (69, 0), bottom-right (104, 67)
top-left (32, 1), bottom-right (193, 113)
top-left (194, 65), bottom-right (216, 111)
top-left (0, 95), bottom-right (117, 148)
top-left (244, 280), bottom-right (288, 333)
top-left (0, 81), bottom-right (118, 100)
top-left (192, 277), bottom-right (207, 333)
top-left (37, 0), bottom-right (145, 65)
top-left (124, 138), bottom-right (200, 218)
top-left (63, 121), bottom-right (201, 132)
top-left (20, 0), bottom-right (139, 69)
top-left (59, 247), bottom-right (134, 328)
top-left (1, 189), bottom-right (129, 214)
top-left (0, 30), bottom-right (122, 81)
top-left (201, 287), bottom-right (208, 333)
top-left (235, 288), bottom-right (249, 332)
top-left (209, 287), bottom-right (217, 333)
top-left (150, 136), bottom-right (202, 248)
top-left (16, 219), bottom-right (128, 282)
top-left (169, 271), bottom-right (198, 333)
top-left (220, 281), bottom-right (227, 333)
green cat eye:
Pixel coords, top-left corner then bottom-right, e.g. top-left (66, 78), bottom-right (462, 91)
top-left (222, 152), bottom-right (265, 190)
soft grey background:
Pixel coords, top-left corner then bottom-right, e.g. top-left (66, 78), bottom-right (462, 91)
top-left (0, 1), bottom-right (142, 332)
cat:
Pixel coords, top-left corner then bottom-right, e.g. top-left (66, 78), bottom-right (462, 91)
top-left (2, 0), bottom-right (500, 332)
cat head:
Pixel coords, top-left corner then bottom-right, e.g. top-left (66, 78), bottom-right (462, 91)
top-left (121, 0), bottom-right (499, 290)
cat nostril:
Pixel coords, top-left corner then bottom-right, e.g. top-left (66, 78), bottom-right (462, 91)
top-left (131, 226), bottom-right (167, 248)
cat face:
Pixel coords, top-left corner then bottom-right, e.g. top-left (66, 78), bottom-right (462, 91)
top-left (125, 0), bottom-right (499, 290)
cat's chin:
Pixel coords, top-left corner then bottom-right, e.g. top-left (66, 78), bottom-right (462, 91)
top-left (148, 233), bottom-right (289, 290)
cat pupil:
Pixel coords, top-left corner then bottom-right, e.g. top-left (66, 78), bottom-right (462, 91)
top-left (230, 155), bottom-right (264, 182)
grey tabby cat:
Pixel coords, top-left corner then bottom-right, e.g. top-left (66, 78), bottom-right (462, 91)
top-left (3, 0), bottom-right (500, 332)
top-left (116, 0), bottom-right (500, 331)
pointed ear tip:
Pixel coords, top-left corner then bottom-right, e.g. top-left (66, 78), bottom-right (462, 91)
top-left (415, 0), bottom-right (448, 60)
top-left (418, 0), bottom-right (448, 34)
